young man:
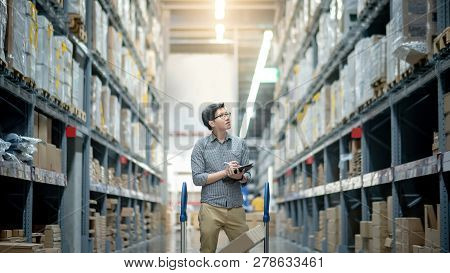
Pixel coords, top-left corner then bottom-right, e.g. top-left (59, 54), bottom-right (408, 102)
top-left (191, 103), bottom-right (251, 253)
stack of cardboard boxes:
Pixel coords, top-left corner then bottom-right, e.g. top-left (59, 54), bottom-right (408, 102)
top-left (120, 207), bottom-right (133, 249)
top-left (33, 112), bottom-right (62, 173)
top-left (0, 226), bottom-right (61, 253)
top-left (413, 204), bottom-right (440, 253)
top-left (394, 218), bottom-right (424, 253)
top-left (106, 198), bottom-right (118, 252)
top-left (327, 206), bottom-right (341, 252)
top-left (372, 201), bottom-right (390, 253)
top-left (349, 139), bottom-right (361, 177)
top-left (135, 205), bottom-right (143, 242)
top-left (314, 210), bottom-right (326, 251)
top-left (43, 225), bottom-right (61, 252)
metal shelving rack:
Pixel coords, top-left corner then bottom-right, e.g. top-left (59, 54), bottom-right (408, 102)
top-left (0, 0), bottom-right (165, 253)
top-left (269, 0), bottom-right (450, 253)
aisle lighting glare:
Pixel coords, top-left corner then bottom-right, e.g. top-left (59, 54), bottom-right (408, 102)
top-left (215, 24), bottom-right (225, 41)
top-left (239, 30), bottom-right (273, 139)
top-left (215, 0), bottom-right (225, 20)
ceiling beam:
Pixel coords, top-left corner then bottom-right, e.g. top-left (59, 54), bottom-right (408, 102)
top-left (163, 4), bottom-right (277, 10)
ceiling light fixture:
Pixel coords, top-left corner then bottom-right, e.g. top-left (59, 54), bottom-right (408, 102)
top-left (239, 30), bottom-right (273, 139)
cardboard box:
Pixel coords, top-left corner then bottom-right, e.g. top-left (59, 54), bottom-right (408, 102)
top-left (360, 221), bottom-right (372, 238)
top-left (37, 144), bottom-right (48, 170)
top-left (0, 230), bottom-right (12, 239)
top-left (395, 218), bottom-right (424, 233)
top-left (372, 201), bottom-right (388, 226)
top-left (387, 196), bottom-right (393, 234)
top-left (424, 204), bottom-right (440, 248)
top-left (445, 115), bottom-right (450, 134)
top-left (372, 237), bottom-right (387, 251)
top-left (46, 144), bottom-right (62, 173)
top-left (384, 237), bottom-right (393, 248)
top-left (355, 234), bottom-right (362, 252)
top-left (121, 208), bottom-right (134, 217)
top-left (219, 225), bottom-right (265, 253)
top-left (38, 114), bottom-right (48, 142)
top-left (413, 245), bottom-right (425, 253)
top-left (12, 229), bottom-right (24, 237)
top-left (372, 225), bottom-right (388, 239)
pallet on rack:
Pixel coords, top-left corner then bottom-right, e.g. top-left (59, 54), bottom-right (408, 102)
top-left (433, 27), bottom-right (450, 54)
top-left (23, 77), bottom-right (36, 89)
top-left (371, 78), bottom-right (387, 98)
top-left (0, 58), bottom-right (7, 70)
top-left (49, 0), bottom-right (63, 9)
top-left (70, 106), bottom-right (86, 123)
top-left (68, 14), bottom-right (87, 43)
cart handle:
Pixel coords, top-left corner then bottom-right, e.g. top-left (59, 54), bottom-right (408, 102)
top-left (263, 182), bottom-right (270, 223)
top-left (180, 182), bottom-right (188, 223)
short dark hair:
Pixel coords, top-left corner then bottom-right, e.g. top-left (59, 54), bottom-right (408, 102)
top-left (201, 103), bottom-right (225, 130)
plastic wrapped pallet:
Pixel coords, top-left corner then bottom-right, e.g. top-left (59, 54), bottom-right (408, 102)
top-left (426, 0), bottom-right (437, 56)
top-left (93, 1), bottom-right (107, 59)
top-left (391, 0), bottom-right (428, 64)
top-left (61, 38), bottom-right (73, 105)
top-left (370, 36), bottom-right (386, 85)
top-left (121, 109), bottom-right (132, 150)
top-left (101, 85), bottom-right (111, 133)
top-left (0, 0), bottom-right (6, 63)
top-left (51, 36), bottom-right (64, 98)
top-left (7, 0), bottom-right (27, 75)
top-left (91, 76), bottom-right (102, 129)
top-left (332, 0), bottom-right (357, 43)
top-left (72, 60), bottom-right (84, 110)
top-left (25, 1), bottom-right (38, 81)
top-left (107, 26), bottom-right (123, 78)
top-left (109, 95), bottom-right (120, 142)
top-left (36, 16), bottom-right (53, 92)
top-left (386, 20), bottom-right (397, 84)
top-left (343, 51), bottom-right (356, 118)
top-left (65, 0), bottom-right (86, 22)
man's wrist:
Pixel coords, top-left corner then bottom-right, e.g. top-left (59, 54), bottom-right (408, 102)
top-left (222, 170), bottom-right (228, 179)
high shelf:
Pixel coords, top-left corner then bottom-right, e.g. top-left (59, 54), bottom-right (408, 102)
top-left (0, 0), bottom-right (165, 253)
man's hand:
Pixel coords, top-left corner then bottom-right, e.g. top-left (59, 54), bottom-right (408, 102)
top-left (225, 161), bottom-right (243, 180)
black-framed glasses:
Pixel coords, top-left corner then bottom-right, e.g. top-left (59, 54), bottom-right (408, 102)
top-left (214, 112), bottom-right (231, 120)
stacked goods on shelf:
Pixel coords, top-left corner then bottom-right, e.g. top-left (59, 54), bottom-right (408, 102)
top-left (61, 38), bottom-right (73, 105)
top-left (357, 220), bottom-right (372, 252)
top-left (285, 218), bottom-right (301, 243)
top-left (109, 95), bottom-right (120, 142)
top-left (101, 85), bottom-right (111, 135)
top-left (135, 205), bottom-right (142, 241)
top-left (349, 139), bottom-right (361, 177)
top-left (317, 163), bottom-right (325, 186)
top-left (132, 122), bottom-right (146, 159)
top-left (394, 217), bottom-right (424, 253)
top-left (421, 204), bottom-right (440, 253)
top-left (390, 0), bottom-right (436, 65)
top-left (91, 75), bottom-right (102, 130)
top-left (6, 0), bottom-right (27, 76)
top-left (432, 132), bottom-right (439, 154)
top-left (369, 37), bottom-right (387, 94)
top-left (43, 225), bottom-right (61, 252)
top-left (89, 200), bottom-right (106, 253)
top-left (36, 16), bottom-right (53, 92)
top-left (331, 0), bottom-right (357, 43)
top-left (316, 12), bottom-right (338, 71)
top-left (314, 210), bottom-right (326, 251)
top-left (65, 0), bottom-right (86, 41)
top-left (0, 0), bottom-right (6, 63)
top-left (107, 26), bottom-right (123, 78)
top-left (354, 35), bottom-right (383, 108)
top-left (144, 203), bottom-right (157, 238)
top-left (121, 109), bottom-right (132, 150)
top-left (106, 198), bottom-right (118, 252)
top-left (93, 1), bottom-right (107, 59)
top-left (0, 229), bottom-right (43, 252)
top-left (32, 113), bottom-right (62, 173)
top-left (341, 51), bottom-right (356, 120)
top-left (119, 174), bottom-right (129, 189)
top-left (371, 201), bottom-right (390, 253)
top-left (25, 1), bottom-right (38, 82)
top-left (327, 206), bottom-right (340, 252)
top-left (120, 207), bottom-right (133, 249)
top-left (72, 59), bottom-right (84, 110)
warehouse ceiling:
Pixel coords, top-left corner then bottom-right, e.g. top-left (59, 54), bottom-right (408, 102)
top-left (162, 0), bottom-right (277, 140)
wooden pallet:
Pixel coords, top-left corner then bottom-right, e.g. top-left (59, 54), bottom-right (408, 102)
top-left (433, 27), bottom-right (450, 54)
top-left (71, 106), bottom-right (87, 123)
top-left (23, 77), bottom-right (36, 89)
top-left (69, 15), bottom-right (87, 43)
top-left (49, 0), bottom-right (63, 9)
top-left (0, 58), bottom-right (7, 70)
top-left (371, 78), bottom-right (386, 97)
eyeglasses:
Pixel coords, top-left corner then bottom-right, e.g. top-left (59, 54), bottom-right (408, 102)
top-left (214, 112), bottom-right (231, 120)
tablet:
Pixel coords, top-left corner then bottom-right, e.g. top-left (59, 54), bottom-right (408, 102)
top-left (233, 163), bottom-right (254, 174)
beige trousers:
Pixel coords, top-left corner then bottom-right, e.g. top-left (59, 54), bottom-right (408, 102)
top-left (198, 203), bottom-right (249, 253)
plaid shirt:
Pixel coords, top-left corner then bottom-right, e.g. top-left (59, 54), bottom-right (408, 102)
top-left (191, 133), bottom-right (251, 208)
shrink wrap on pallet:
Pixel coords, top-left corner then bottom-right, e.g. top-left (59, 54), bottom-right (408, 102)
top-left (120, 109), bottom-right (132, 150)
top-left (7, 0), bottom-right (27, 75)
top-left (0, 0), bottom-right (6, 63)
top-left (65, 0), bottom-right (86, 22)
top-left (36, 16), bottom-right (53, 91)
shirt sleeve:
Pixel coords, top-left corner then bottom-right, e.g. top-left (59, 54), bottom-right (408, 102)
top-left (241, 141), bottom-right (251, 183)
top-left (191, 141), bottom-right (208, 186)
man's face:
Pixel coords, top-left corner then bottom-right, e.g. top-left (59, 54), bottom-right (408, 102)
top-left (212, 108), bottom-right (231, 131)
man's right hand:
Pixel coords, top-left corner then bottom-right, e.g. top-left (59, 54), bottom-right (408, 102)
top-left (224, 161), bottom-right (239, 178)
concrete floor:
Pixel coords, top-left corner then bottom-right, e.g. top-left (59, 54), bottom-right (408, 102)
top-left (142, 227), bottom-right (310, 253)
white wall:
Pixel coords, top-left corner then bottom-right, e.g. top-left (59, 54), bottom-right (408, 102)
top-left (165, 54), bottom-right (238, 199)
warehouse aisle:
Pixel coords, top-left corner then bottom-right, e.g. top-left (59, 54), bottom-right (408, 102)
top-left (146, 228), bottom-right (309, 253)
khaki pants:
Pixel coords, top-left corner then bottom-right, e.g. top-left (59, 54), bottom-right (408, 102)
top-left (198, 203), bottom-right (249, 253)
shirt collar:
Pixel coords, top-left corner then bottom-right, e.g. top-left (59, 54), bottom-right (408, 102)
top-left (210, 132), bottom-right (231, 142)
